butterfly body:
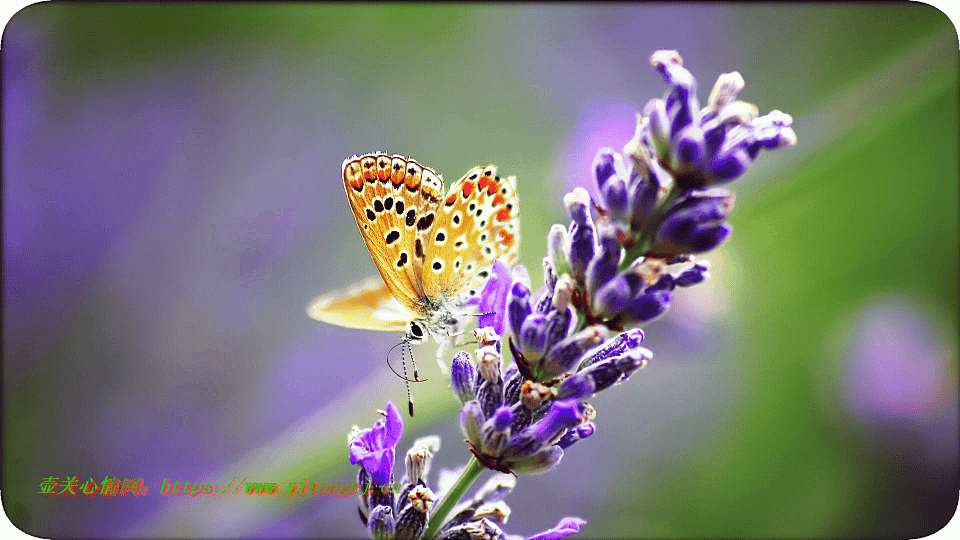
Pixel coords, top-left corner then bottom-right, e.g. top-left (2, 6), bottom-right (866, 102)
top-left (308, 153), bottom-right (520, 344)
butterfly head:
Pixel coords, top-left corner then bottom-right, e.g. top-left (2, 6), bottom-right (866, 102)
top-left (407, 320), bottom-right (427, 344)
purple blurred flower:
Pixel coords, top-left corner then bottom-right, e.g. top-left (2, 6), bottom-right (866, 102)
top-left (349, 402), bottom-right (403, 486)
top-left (844, 298), bottom-right (958, 465)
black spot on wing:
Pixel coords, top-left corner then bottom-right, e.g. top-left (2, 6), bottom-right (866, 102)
top-left (415, 238), bottom-right (424, 259)
top-left (416, 213), bottom-right (435, 231)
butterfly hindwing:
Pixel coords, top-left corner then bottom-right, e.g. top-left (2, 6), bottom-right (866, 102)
top-left (307, 277), bottom-right (414, 332)
top-left (420, 164), bottom-right (520, 302)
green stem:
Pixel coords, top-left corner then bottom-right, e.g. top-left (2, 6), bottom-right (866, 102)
top-left (421, 455), bottom-right (485, 540)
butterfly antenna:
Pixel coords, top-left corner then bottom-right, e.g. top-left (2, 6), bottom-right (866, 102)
top-left (386, 340), bottom-right (423, 383)
top-left (408, 339), bottom-right (421, 383)
top-left (402, 341), bottom-right (415, 417)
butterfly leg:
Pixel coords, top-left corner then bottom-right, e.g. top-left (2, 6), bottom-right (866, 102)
top-left (433, 333), bottom-right (453, 375)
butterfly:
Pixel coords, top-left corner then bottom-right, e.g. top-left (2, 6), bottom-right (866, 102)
top-left (307, 153), bottom-right (520, 410)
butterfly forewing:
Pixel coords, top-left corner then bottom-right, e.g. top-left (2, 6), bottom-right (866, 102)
top-left (342, 153), bottom-right (440, 315)
top-left (420, 164), bottom-right (520, 301)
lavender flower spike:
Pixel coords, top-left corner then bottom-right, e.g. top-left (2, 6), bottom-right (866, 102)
top-left (349, 402), bottom-right (404, 486)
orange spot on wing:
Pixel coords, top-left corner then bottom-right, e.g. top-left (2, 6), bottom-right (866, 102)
top-left (496, 207), bottom-right (511, 222)
top-left (477, 176), bottom-right (489, 191)
top-left (445, 193), bottom-right (457, 205)
top-left (499, 230), bottom-right (515, 246)
top-left (361, 157), bottom-right (377, 181)
top-left (390, 158), bottom-right (406, 185)
top-left (462, 182), bottom-right (474, 197)
top-left (405, 174), bottom-right (421, 190)
top-left (486, 181), bottom-right (498, 195)
top-left (493, 194), bottom-right (505, 206)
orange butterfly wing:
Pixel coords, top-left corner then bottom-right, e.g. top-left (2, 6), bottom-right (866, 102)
top-left (420, 165), bottom-right (520, 301)
top-left (340, 153), bottom-right (445, 318)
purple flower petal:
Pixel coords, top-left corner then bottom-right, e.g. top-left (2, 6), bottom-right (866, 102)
top-left (348, 402), bottom-right (404, 485)
top-left (477, 259), bottom-right (513, 336)
top-left (527, 517), bottom-right (587, 540)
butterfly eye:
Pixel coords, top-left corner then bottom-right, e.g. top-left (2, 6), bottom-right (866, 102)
top-left (409, 321), bottom-right (424, 339)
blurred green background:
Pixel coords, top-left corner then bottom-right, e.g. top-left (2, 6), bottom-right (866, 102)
top-left (3, 3), bottom-right (957, 539)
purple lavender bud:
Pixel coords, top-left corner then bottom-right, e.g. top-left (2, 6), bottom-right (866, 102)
top-left (556, 422), bottom-right (596, 449)
top-left (614, 348), bottom-right (652, 384)
top-left (564, 188), bottom-right (597, 282)
top-left (528, 399), bottom-right (584, 443)
top-left (592, 148), bottom-right (619, 190)
top-left (482, 406), bottom-right (514, 455)
top-left (476, 377), bottom-right (503, 420)
top-left (624, 290), bottom-right (671, 323)
top-left (650, 51), bottom-right (699, 140)
top-left (502, 431), bottom-right (543, 460)
top-left (543, 258), bottom-right (558, 290)
top-left (593, 276), bottom-right (630, 319)
top-left (651, 50), bottom-right (694, 90)
top-left (509, 402), bottom-right (532, 432)
top-left (628, 166), bottom-right (661, 233)
top-left (602, 176), bottom-right (629, 221)
top-left (577, 328), bottom-right (645, 370)
top-left (643, 98), bottom-right (670, 157)
top-left (542, 326), bottom-right (608, 377)
top-left (645, 275), bottom-right (674, 294)
top-left (460, 400), bottom-right (484, 447)
top-left (707, 146), bottom-right (751, 183)
top-left (578, 357), bottom-right (624, 393)
top-left (503, 366), bottom-right (521, 405)
top-left (506, 281), bottom-right (531, 342)
top-left (509, 445), bottom-right (564, 475)
top-left (534, 283), bottom-right (553, 314)
top-left (519, 313), bottom-right (549, 360)
top-left (543, 306), bottom-right (573, 352)
top-left (368, 505), bottom-right (395, 539)
top-left (586, 226), bottom-right (622, 297)
top-left (546, 224), bottom-right (571, 276)
top-left (653, 189), bottom-right (735, 255)
top-left (556, 373), bottom-right (595, 400)
top-left (673, 124), bottom-right (706, 171)
top-left (751, 110), bottom-right (797, 150)
top-left (394, 489), bottom-right (429, 540)
top-left (450, 351), bottom-right (476, 404)
top-left (492, 405), bottom-right (513, 431)
top-left (674, 263), bottom-right (709, 287)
